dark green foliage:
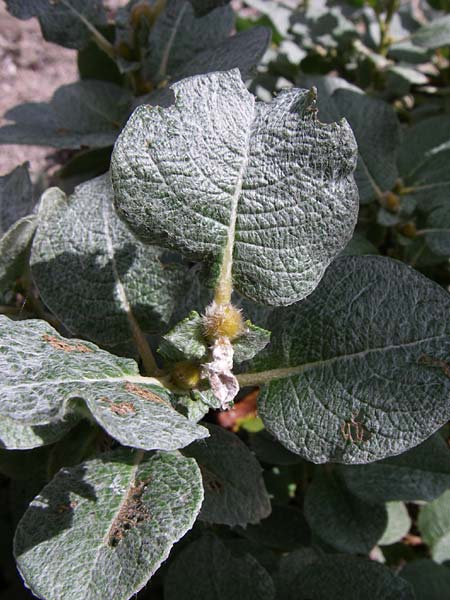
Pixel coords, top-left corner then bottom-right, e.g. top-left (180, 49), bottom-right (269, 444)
top-left (1, 1), bottom-right (450, 598)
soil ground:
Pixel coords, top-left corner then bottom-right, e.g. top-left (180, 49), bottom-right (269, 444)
top-left (0, 1), bottom-right (126, 178)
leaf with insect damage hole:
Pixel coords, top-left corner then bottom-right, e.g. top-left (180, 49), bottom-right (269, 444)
top-left (111, 69), bottom-right (358, 307)
top-left (304, 470), bottom-right (387, 554)
top-left (183, 423), bottom-right (271, 526)
top-left (251, 255), bottom-right (450, 464)
top-left (337, 433), bottom-right (450, 503)
top-left (165, 534), bottom-right (275, 600)
top-left (159, 310), bottom-right (270, 365)
top-left (0, 316), bottom-right (208, 451)
top-left (5, 0), bottom-right (106, 50)
top-left (300, 75), bottom-right (401, 204)
top-left (31, 174), bottom-right (188, 346)
top-left (282, 555), bottom-right (414, 600)
top-left (144, 0), bottom-right (234, 81)
top-left (0, 81), bottom-right (131, 149)
top-left (14, 449), bottom-right (203, 600)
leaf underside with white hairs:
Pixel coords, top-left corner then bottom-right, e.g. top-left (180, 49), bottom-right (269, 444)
top-left (14, 449), bottom-right (204, 600)
top-left (31, 174), bottom-right (187, 346)
top-left (0, 316), bottom-right (208, 451)
top-left (111, 69), bottom-right (359, 306)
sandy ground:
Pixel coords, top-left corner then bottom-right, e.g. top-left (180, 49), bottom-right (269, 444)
top-left (0, 1), bottom-right (127, 178)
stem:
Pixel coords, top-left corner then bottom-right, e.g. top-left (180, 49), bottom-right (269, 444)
top-left (416, 228), bottom-right (450, 236)
top-left (60, 0), bottom-right (116, 60)
top-left (127, 312), bottom-right (162, 376)
top-left (377, 0), bottom-right (399, 56)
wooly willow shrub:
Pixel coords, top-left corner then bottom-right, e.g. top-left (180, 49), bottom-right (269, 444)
top-left (1, 1), bottom-right (450, 600)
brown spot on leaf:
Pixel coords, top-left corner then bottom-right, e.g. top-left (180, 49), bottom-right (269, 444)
top-left (108, 478), bottom-right (151, 547)
top-left (43, 334), bottom-right (93, 353)
top-left (56, 500), bottom-right (78, 513)
top-left (124, 382), bottom-right (172, 408)
top-left (99, 397), bottom-right (136, 416)
top-left (340, 411), bottom-right (371, 444)
top-left (419, 354), bottom-right (450, 379)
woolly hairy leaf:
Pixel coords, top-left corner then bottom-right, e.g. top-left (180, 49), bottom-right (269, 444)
top-left (0, 81), bottom-right (131, 149)
top-left (252, 256), bottom-right (450, 464)
top-left (0, 415), bottom-right (77, 451)
top-left (6, 0), bottom-right (106, 50)
top-left (184, 423), bottom-right (271, 526)
top-left (285, 555), bottom-right (414, 600)
top-left (338, 434), bottom-right (450, 502)
top-left (0, 316), bottom-right (208, 450)
top-left (14, 449), bottom-right (203, 600)
top-left (31, 175), bottom-right (187, 345)
top-left (111, 69), bottom-right (358, 306)
top-left (159, 310), bottom-right (270, 364)
top-left (302, 75), bottom-right (401, 203)
top-left (145, 0), bottom-right (234, 80)
top-left (418, 489), bottom-right (450, 563)
top-left (165, 535), bottom-right (275, 600)
top-left (304, 471), bottom-right (387, 554)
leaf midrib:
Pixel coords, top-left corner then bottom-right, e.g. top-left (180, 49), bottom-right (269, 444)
top-left (237, 333), bottom-right (447, 387)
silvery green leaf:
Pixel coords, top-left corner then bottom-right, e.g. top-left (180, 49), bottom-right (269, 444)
top-left (160, 310), bottom-right (271, 365)
top-left (145, 0), bottom-right (234, 80)
top-left (412, 15), bottom-right (450, 49)
top-left (233, 321), bottom-right (271, 363)
top-left (301, 75), bottom-right (401, 203)
top-left (111, 69), bottom-right (359, 307)
top-left (14, 449), bottom-right (203, 600)
top-left (174, 27), bottom-right (271, 81)
top-left (30, 175), bottom-right (186, 346)
top-left (304, 471), bottom-right (387, 554)
top-left (284, 555), bottom-right (414, 600)
top-left (0, 162), bottom-right (34, 235)
top-left (400, 559), bottom-right (450, 600)
top-left (0, 415), bottom-right (77, 451)
top-left (337, 434), bottom-right (450, 503)
top-left (0, 81), bottom-right (131, 149)
top-left (251, 256), bottom-right (450, 464)
top-left (159, 311), bottom-right (207, 363)
top-left (5, 0), bottom-right (106, 50)
top-left (418, 489), bottom-right (450, 563)
top-left (189, 0), bottom-right (231, 16)
top-left (164, 535), bottom-right (276, 600)
top-left (174, 392), bottom-right (211, 422)
top-left (0, 316), bottom-right (208, 450)
top-left (184, 423), bottom-right (271, 526)
top-left (244, 0), bottom-right (292, 37)
top-left (378, 502), bottom-right (411, 546)
top-left (0, 215), bottom-right (36, 291)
